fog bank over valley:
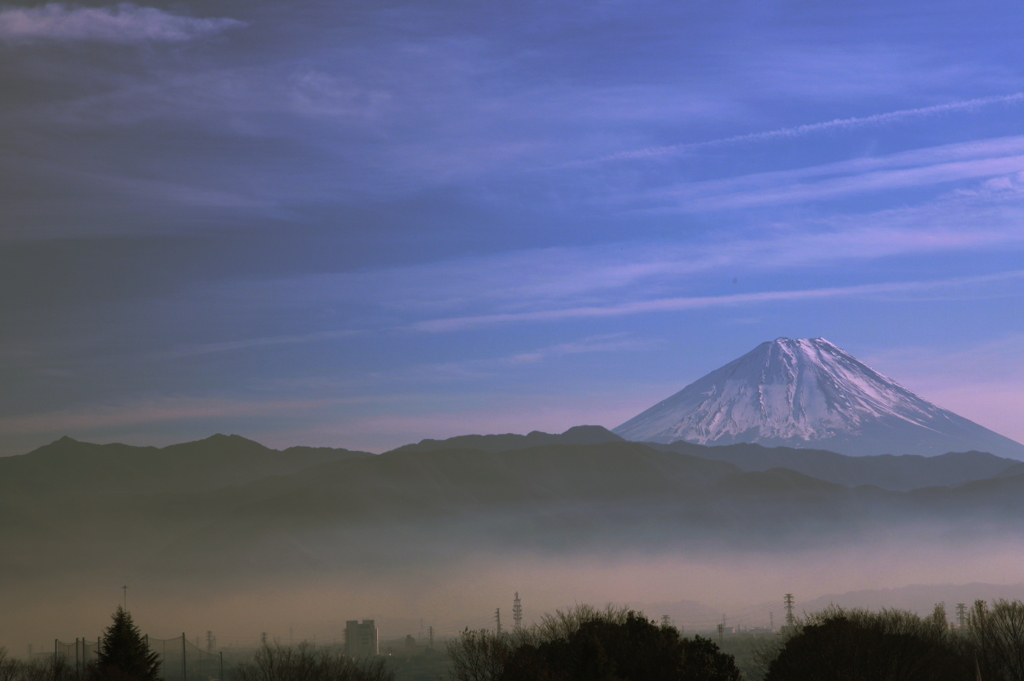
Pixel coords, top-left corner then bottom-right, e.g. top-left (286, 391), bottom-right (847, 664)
top-left (4, 430), bottom-right (1024, 651)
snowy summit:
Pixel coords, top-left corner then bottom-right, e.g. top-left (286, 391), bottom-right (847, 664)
top-left (613, 337), bottom-right (1024, 458)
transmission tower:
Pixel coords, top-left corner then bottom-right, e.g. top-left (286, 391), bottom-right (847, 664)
top-left (495, 608), bottom-right (502, 635)
top-left (769, 612), bottom-right (774, 631)
top-left (428, 626), bottom-right (434, 650)
top-left (513, 593), bottom-right (523, 631)
top-left (956, 603), bottom-right (967, 628)
top-left (784, 594), bottom-right (795, 627)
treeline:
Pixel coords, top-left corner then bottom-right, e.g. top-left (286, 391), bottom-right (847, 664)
top-left (14, 599), bottom-right (1024, 681)
top-left (763, 599), bottom-right (1024, 681)
top-left (0, 647), bottom-right (393, 681)
top-left (0, 607), bottom-right (394, 681)
top-left (446, 600), bottom-right (1024, 681)
top-left (446, 604), bottom-right (740, 681)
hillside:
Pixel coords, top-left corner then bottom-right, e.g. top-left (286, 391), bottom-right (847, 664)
top-left (3, 433), bottom-right (1024, 585)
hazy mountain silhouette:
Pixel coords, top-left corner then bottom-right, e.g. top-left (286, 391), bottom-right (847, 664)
top-left (798, 582), bottom-right (1024, 616)
top-left (386, 425), bottom-right (624, 454)
top-left (6, 433), bottom-right (1024, 586)
top-left (646, 441), bottom-right (1020, 491)
top-left (0, 433), bottom-right (372, 497)
top-left (614, 337), bottom-right (1024, 458)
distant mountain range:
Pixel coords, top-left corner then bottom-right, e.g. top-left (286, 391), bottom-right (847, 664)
top-left (396, 426), bottom-right (1020, 491)
top-left (613, 337), bottom-right (1024, 458)
top-left (4, 429), bottom-right (1024, 586)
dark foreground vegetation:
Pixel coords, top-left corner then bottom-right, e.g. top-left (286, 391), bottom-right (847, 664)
top-left (11, 598), bottom-right (1024, 681)
top-left (446, 604), bottom-right (740, 681)
top-left (233, 644), bottom-right (392, 681)
top-left (762, 600), bottom-right (1024, 681)
top-left (446, 600), bottom-right (1024, 681)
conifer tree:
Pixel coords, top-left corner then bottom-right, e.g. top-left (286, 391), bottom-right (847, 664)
top-left (92, 606), bottom-right (161, 681)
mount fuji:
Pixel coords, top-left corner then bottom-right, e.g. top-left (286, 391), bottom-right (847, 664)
top-left (613, 337), bottom-right (1024, 458)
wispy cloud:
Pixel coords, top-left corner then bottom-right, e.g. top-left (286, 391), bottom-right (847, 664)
top-left (258, 335), bottom-right (656, 388)
top-left (567, 93), bottom-right (1024, 167)
top-left (670, 155), bottom-right (1024, 212)
top-left (379, 334), bottom-right (658, 383)
top-left (165, 329), bottom-right (365, 359)
top-left (0, 3), bottom-right (244, 43)
top-left (411, 270), bottom-right (1024, 332)
top-left (0, 396), bottom-right (348, 434)
top-left (644, 136), bottom-right (1024, 211)
top-left (220, 206), bottom-right (1024, 321)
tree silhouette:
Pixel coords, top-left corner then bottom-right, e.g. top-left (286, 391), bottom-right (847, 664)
top-left (449, 606), bottom-right (740, 681)
top-left (764, 607), bottom-right (969, 681)
top-left (92, 606), bottom-right (160, 681)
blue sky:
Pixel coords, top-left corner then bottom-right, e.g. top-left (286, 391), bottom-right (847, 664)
top-left (2, 0), bottom-right (1024, 455)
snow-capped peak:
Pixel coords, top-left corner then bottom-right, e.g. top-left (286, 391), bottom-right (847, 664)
top-left (613, 337), bottom-right (1024, 458)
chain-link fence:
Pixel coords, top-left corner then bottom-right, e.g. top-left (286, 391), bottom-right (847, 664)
top-left (148, 635), bottom-right (224, 681)
top-left (48, 639), bottom-right (100, 676)
top-left (38, 635), bottom-right (224, 681)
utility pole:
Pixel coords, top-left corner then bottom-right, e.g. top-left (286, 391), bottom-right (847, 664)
top-left (769, 612), bottom-right (774, 632)
top-left (957, 603), bottom-right (967, 628)
top-left (495, 608), bottom-right (502, 635)
top-left (784, 594), bottom-right (795, 627)
top-left (717, 622), bottom-right (724, 645)
top-left (513, 593), bottom-right (523, 631)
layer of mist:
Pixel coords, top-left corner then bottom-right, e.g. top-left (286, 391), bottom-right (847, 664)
top-left (4, 429), bottom-right (1024, 652)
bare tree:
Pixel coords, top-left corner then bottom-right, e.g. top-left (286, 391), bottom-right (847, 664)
top-left (231, 643), bottom-right (392, 681)
top-left (967, 599), bottom-right (1024, 681)
top-left (0, 649), bottom-right (20, 681)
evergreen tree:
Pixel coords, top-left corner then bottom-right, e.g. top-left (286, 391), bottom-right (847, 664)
top-left (92, 606), bottom-right (161, 681)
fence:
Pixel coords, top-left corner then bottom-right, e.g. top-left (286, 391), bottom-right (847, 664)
top-left (50, 639), bottom-right (100, 676)
top-left (148, 635), bottom-right (224, 681)
top-left (46, 635), bottom-right (224, 681)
